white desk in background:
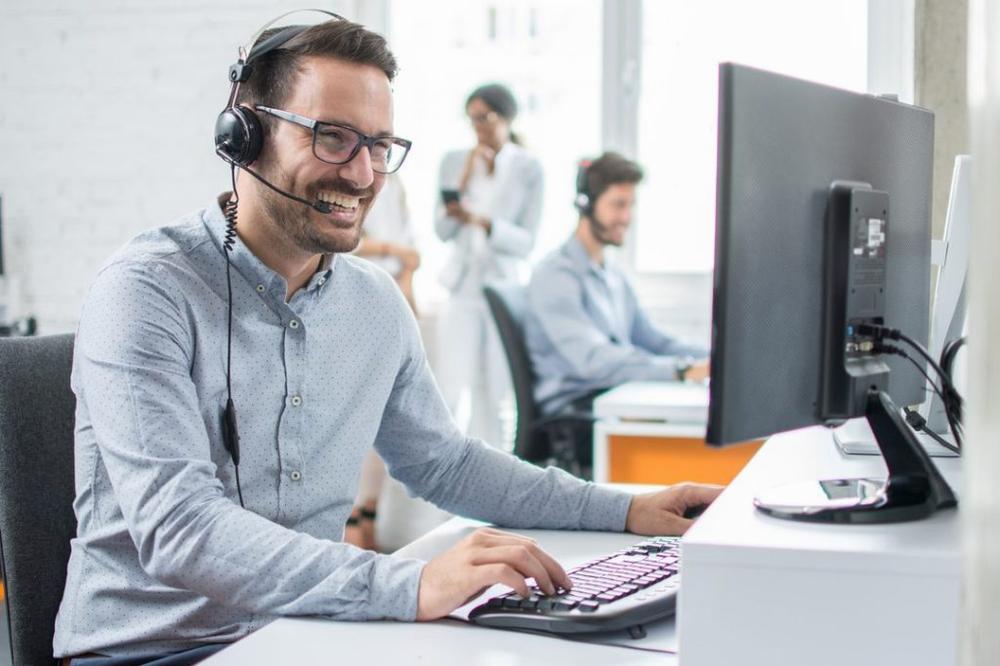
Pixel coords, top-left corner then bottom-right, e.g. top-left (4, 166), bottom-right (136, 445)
top-left (592, 380), bottom-right (760, 485)
top-left (203, 430), bottom-right (960, 666)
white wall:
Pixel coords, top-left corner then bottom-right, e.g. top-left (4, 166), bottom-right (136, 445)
top-left (0, 1), bottom-right (368, 333)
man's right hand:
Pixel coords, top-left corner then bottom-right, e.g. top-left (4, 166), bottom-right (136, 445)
top-left (416, 527), bottom-right (572, 621)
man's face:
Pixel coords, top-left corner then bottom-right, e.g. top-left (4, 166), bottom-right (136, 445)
top-left (256, 56), bottom-right (392, 254)
top-left (466, 97), bottom-right (507, 148)
top-left (588, 182), bottom-right (636, 247)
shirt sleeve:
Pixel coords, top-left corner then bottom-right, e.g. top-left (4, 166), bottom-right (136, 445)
top-left (628, 284), bottom-right (708, 359)
top-left (527, 264), bottom-right (687, 387)
top-left (75, 260), bottom-right (425, 621)
top-left (373, 291), bottom-right (633, 532)
top-left (486, 158), bottom-right (544, 258)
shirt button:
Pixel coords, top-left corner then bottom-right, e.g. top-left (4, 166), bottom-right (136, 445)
top-left (289, 319), bottom-right (300, 329)
top-left (290, 470), bottom-right (302, 481)
top-left (317, 277), bottom-right (327, 286)
top-left (290, 395), bottom-right (302, 407)
top-left (256, 284), bottom-right (265, 293)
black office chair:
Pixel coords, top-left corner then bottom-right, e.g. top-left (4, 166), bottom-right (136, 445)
top-left (0, 334), bottom-right (77, 666)
top-left (483, 284), bottom-right (593, 477)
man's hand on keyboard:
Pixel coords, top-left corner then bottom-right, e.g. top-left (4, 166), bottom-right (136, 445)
top-left (625, 483), bottom-right (724, 536)
top-left (416, 527), bottom-right (573, 620)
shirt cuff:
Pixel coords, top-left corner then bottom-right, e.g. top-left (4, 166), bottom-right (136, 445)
top-left (578, 483), bottom-right (633, 532)
top-left (367, 555), bottom-right (427, 621)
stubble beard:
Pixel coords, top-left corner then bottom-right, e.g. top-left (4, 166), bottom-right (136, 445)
top-left (257, 164), bottom-right (373, 255)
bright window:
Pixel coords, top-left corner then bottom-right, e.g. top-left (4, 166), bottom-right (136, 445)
top-left (634, 0), bottom-right (869, 274)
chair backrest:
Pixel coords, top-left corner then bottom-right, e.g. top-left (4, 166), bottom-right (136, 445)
top-left (483, 284), bottom-right (547, 462)
top-left (0, 334), bottom-right (77, 666)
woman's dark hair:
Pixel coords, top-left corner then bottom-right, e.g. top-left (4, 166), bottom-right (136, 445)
top-left (466, 83), bottom-right (522, 145)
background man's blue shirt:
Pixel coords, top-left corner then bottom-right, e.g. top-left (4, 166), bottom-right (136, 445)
top-left (525, 235), bottom-right (707, 414)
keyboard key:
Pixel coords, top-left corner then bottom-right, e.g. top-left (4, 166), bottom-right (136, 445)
top-left (503, 596), bottom-right (523, 608)
top-left (578, 600), bottom-right (601, 612)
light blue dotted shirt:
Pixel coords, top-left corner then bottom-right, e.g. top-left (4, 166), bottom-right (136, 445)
top-left (53, 198), bottom-right (633, 658)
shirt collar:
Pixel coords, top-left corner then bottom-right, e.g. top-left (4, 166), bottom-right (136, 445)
top-left (563, 234), bottom-right (607, 278)
top-left (202, 194), bottom-right (336, 308)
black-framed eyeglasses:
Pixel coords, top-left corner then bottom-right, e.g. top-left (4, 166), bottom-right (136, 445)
top-left (256, 106), bottom-right (412, 174)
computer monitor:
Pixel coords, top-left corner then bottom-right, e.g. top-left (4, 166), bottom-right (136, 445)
top-left (707, 63), bottom-right (956, 523)
top-left (924, 155), bottom-right (970, 432)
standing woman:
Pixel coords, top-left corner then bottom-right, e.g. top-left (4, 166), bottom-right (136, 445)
top-left (435, 83), bottom-right (544, 449)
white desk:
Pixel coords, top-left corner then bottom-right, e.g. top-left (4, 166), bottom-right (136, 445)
top-left (202, 489), bottom-right (675, 665)
top-left (680, 426), bottom-right (961, 666)
top-left (592, 381), bottom-right (708, 483)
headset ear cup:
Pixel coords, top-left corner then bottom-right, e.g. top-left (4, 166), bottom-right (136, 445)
top-left (214, 105), bottom-right (264, 166)
top-left (574, 160), bottom-right (592, 216)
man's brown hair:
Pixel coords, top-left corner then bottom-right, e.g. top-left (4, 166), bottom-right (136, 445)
top-left (235, 19), bottom-right (398, 120)
top-left (584, 151), bottom-right (644, 205)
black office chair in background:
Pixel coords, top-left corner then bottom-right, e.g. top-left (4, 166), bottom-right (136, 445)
top-left (483, 284), bottom-right (593, 477)
top-left (0, 335), bottom-right (77, 666)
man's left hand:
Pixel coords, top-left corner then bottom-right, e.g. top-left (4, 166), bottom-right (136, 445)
top-left (625, 483), bottom-right (725, 536)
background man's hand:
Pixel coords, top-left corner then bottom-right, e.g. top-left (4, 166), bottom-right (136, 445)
top-left (416, 527), bottom-right (572, 621)
top-left (625, 483), bottom-right (725, 536)
top-left (685, 360), bottom-right (711, 383)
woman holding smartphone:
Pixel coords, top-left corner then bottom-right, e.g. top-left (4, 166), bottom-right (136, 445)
top-left (434, 83), bottom-right (544, 450)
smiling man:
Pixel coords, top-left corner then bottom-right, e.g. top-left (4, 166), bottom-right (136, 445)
top-left (54, 19), bottom-right (720, 665)
top-left (525, 152), bottom-right (711, 449)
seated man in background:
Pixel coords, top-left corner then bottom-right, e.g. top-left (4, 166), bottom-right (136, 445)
top-left (524, 152), bottom-right (709, 465)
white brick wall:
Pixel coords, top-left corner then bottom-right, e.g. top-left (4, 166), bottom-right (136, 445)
top-left (0, 0), bottom-right (380, 333)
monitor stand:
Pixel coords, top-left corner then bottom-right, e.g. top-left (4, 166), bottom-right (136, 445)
top-left (832, 416), bottom-right (960, 458)
top-left (753, 390), bottom-right (958, 523)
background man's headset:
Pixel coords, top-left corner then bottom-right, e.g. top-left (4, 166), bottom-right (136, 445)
top-left (212, 9), bottom-right (344, 507)
top-left (574, 159), bottom-right (594, 217)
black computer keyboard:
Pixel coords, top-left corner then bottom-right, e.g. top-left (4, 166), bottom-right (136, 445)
top-left (469, 536), bottom-right (681, 636)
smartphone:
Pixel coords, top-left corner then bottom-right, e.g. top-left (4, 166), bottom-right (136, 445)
top-left (441, 189), bottom-right (460, 205)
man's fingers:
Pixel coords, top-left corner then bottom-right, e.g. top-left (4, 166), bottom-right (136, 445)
top-left (670, 516), bottom-right (694, 535)
top-left (477, 563), bottom-right (531, 598)
top-left (680, 483), bottom-right (724, 508)
top-left (519, 542), bottom-right (572, 591)
top-left (471, 531), bottom-right (571, 591)
top-left (465, 528), bottom-right (572, 591)
top-left (471, 545), bottom-right (557, 595)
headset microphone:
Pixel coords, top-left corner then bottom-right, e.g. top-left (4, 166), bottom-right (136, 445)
top-left (225, 157), bottom-right (334, 214)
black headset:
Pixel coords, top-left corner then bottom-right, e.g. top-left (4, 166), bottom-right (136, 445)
top-left (574, 159), bottom-right (593, 216)
top-left (214, 10), bottom-right (345, 168)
